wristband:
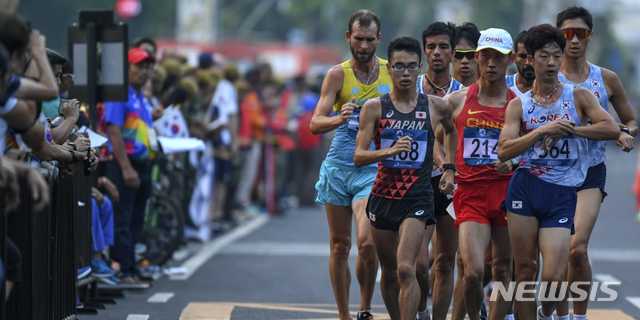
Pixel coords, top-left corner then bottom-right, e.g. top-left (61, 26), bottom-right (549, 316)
top-left (442, 163), bottom-right (456, 172)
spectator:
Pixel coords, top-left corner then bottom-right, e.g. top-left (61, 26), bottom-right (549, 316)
top-left (90, 176), bottom-right (119, 285)
top-left (102, 47), bottom-right (156, 286)
top-left (236, 67), bottom-right (266, 214)
top-left (207, 64), bottom-right (239, 226)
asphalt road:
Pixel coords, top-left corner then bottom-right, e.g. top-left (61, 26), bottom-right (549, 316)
top-left (88, 146), bottom-right (640, 320)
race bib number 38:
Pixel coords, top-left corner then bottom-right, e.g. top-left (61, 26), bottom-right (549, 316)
top-left (347, 108), bottom-right (361, 131)
top-left (380, 128), bottom-right (428, 169)
top-left (463, 127), bottom-right (500, 165)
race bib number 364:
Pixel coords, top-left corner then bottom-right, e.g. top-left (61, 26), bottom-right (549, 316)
top-left (463, 127), bottom-right (500, 166)
top-left (530, 138), bottom-right (579, 165)
top-left (380, 128), bottom-right (428, 169)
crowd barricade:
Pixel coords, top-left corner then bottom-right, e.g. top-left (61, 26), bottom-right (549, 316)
top-left (3, 169), bottom-right (93, 320)
top-left (0, 152), bottom-right (196, 319)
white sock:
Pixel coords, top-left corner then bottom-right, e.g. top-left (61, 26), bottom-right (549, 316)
top-left (537, 306), bottom-right (553, 320)
top-left (504, 314), bottom-right (515, 320)
top-left (557, 315), bottom-right (571, 320)
top-left (573, 314), bottom-right (588, 320)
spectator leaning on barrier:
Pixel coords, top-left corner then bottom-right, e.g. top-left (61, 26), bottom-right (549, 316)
top-left (0, 13), bottom-right (87, 164)
top-left (102, 47), bottom-right (156, 286)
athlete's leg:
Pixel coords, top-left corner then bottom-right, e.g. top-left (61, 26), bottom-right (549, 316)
top-left (539, 228), bottom-right (572, 317)
top-left (507, 212), bottom-right (539, 320)
top-left (416, 232), bottom-right (431, 314)
top-left (459, 222), bottom-right (491, 320)
top-left (431, 215), bottom-right (458, 320)
top-left (326, 204), bottom-right (354, 320)
top-left (397, 218), bottom-right (428, 320)
top-left (353, 198), bottom-right (379, 312)
top-left (489, 226), bottom-right (513, 320)
top-left (556, 267), bottom-right (570, 317)
top-left (451, 255), bottom-right (467, 320)
top-left (570, 188), bottom-right (603, 315)
top-left (372, 227), bottom-right (400, 320)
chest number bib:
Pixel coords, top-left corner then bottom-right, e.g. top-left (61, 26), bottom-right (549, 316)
top-left (531, 138), bottom-right (578, 165)
top-left (463, 127), bottom-right (500, 165)
top-left (381, 128), bottom-right (428, 169)
top-left (347, 107), bottom-right (361, 131)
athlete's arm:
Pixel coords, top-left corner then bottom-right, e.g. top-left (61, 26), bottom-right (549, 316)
top-left (354, 98), bottom-right (409, 166)
top-left (498, 98), bottom-right (543, 161)
top-left (309, 66), bottom-right (349, 134)
top-left (444, 88), bottom-right (468, 119)
top-left (431, 89), bottom-right (465, 169)
top-left (574, 88), bottom-right (620, 140)
top-left (431, 96), bottom-right (456, 165)
top-left (603, 68), bottom-right (637, 135)
top-left (431, 95), bottom-right (457, 193)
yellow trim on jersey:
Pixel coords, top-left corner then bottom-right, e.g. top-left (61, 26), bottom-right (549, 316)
top-left (333, 57), bottom-right (393, 112)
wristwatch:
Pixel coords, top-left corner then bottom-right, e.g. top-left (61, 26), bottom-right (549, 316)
top-left (442, 163), bottom-right (456, 172)
top-left (621, 126), bottom-right (632, 135)
top-left (510, 158), bottom-right (519, 170)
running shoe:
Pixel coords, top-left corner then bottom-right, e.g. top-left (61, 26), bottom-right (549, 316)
top-left (356, 310), bottom-right (374, 320)
top-left (91, 258), bottom-right (115, 278)
top-left (77, 266), bottom-right (92, 280)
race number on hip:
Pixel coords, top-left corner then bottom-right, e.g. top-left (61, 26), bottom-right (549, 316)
top-left (463, 127), bottom-right (500, 165)
top-left (380, 128), bottom-right (428, 169)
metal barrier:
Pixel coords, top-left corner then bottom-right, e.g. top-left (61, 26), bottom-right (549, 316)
top-left (2, 169), bottom-right (92, 320)
top-left (0, 155), bottom-right (194, 319)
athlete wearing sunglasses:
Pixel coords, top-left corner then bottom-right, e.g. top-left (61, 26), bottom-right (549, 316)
top-left (555, 6), bottom-right (638, 320)
top-left (453, 22), bottom-right (480, 88)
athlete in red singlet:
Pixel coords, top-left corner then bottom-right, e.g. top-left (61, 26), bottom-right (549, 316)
top-left (446, 28), bottom-right (517, 320)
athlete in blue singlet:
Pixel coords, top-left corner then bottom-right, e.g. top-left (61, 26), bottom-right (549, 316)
top-left (310, 10), bottom-right (391, 320)
top-left (553, 7), bottom-right (638, 320)
top-left (506, 31), bottom-right (535, 98)
top-left (498, 24), bottom-right (619, 320)
top-left (415, 21), bottom-right (460, 320)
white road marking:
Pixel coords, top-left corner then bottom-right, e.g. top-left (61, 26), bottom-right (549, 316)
top-left (171, 215), bottom-right (269, 280)
top-left (222, 241), bottom-right (337, 256)
top-left (147, 292), bottom-right (175, 303)
top-left (126, 315), bottom-right (150, 320)
top-left (593, 274), bottom-right (622, 285)
top-left (625, 297), bottom-right (640, 311)
top-left (223, 244), bottom-right (640, 263)
top-left (590, 249), bottom-right (640, 262)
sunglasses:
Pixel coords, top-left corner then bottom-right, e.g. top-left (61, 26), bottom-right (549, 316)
top-left (561, 28), bottom-right (591, 41)
top-left (454, 50), bottom-right (475, 60)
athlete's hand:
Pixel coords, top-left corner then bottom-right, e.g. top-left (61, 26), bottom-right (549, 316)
top-left (617, 132), bottom-right (634, 152)
top-left (338, 100), bottom-right (357, 123)
top-left (439, 169), bottom-right (455, 194)
top-left (389, 136), bottom-right (413, 156)
top-left (540, 120), bottom-right (575, 138)
top-left (495, 161), bottom-right (513, 174)
top-left (541, 135), bottom-right (558, 154)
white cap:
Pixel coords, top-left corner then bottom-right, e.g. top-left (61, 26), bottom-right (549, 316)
top-left (476, 28), bottom-right (513, 54)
